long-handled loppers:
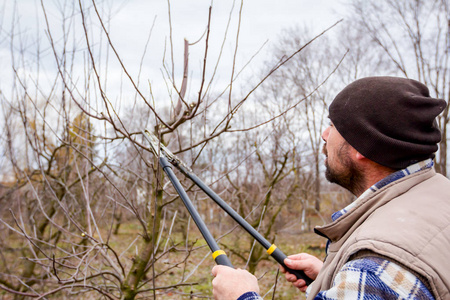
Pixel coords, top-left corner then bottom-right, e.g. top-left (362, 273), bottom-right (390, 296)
top-left (143, 130), bottom-right (313, 285)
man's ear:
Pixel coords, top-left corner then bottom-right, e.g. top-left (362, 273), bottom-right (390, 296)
top-left (348, 145), bottom-right (365, 161)
top-left (355, 151), bottom-right (366, 160)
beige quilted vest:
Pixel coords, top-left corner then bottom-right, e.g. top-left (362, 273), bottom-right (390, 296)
top-left (307, 168), bottom-right (450, 299)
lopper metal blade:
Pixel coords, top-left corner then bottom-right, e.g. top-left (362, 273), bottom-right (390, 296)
top-left (142, 130), bottom-right (192, 172)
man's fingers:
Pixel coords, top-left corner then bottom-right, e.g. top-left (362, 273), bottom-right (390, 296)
top-left (211, 267), bottom-right (260, 298)
top-left (282, 252), bottom-right (322, 289)
top-left (212, 265), bottom-right (229, 277)
top-left (287, 253), bottom-right (309, 260)
top-left (284, 272), bottom-right (297, 282)
top-left (284, 258), bottom-right (308, 270)
top-left (292, 279), bottom-right (307, 290)
top-left (284, 272), bottom-right (307, 284)
top-left (211, 265), bottom-right (219, 277)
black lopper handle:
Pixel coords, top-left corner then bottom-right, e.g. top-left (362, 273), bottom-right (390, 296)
top-left (269, 246), bottom-right (313, 285)
top-left (159, 157), bottom-right (234, 268)
top-left (213, 250), bottom-right (234, 268)
top-left (174, 166), bottom-right (313, 285)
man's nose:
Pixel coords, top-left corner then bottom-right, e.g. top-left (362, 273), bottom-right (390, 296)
top-left (322, 126), bottom-right (330, 142)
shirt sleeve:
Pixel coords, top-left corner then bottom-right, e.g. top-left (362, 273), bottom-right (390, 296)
top-left (236, 291), bottom-right (263, 300)
top-left (314, 256), bottom-right (434, 299)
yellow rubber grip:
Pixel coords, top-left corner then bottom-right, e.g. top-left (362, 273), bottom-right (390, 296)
top-left (267, 244), bottom-right (277, 255)
top-left (212, 250), bottom-right (226, 260)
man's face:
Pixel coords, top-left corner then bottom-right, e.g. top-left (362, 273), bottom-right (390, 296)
top-left (321, 123), bottom-right (364, 195)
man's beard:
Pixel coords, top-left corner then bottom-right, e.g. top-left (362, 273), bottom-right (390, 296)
top-left (324, 142), bottom-right (366, 196)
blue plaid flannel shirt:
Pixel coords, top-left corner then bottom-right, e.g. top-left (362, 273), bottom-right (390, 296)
top-left (238, 159), bottom-right (435, 300)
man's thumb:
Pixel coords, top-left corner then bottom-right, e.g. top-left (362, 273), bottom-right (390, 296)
top-left (285, 258), bottom-right (303, 270)
top-left (211, 265), bottom-right (221, 277)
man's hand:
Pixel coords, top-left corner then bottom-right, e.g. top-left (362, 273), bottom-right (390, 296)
top-left (211, 265), bottom-right (260, 300)
top-left (280, 253), bottom-right (323, 292)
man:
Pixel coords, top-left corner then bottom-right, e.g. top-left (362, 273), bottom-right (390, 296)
top-left (211, 77), bottom-right (450, 299)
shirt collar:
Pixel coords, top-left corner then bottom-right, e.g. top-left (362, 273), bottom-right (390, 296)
top-left (331, 159), bottom-right (434, 222)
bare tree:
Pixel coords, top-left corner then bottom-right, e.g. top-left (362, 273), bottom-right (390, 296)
top-left (346, 0), bottom-right (450, 176)
top-left (0, 1), bottom-right (339, 299)
top-left (202, 27), bottom-right (348, 274)
top-left (256, 26), bottom-right (348, 212)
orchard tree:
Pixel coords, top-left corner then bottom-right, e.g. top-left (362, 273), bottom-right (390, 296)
top-left (346, 0), bottom-right (450, 176)
top-left (253, 26), bottom-right (348, 213)
top-left (0, 0), bottom-right (338, 299)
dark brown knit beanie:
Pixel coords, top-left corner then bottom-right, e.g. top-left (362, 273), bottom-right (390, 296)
top-left (329, 76), bottom-right (447, 169)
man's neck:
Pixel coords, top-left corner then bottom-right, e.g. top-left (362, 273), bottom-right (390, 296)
top-left (354, 163), bottom-right (397, 197)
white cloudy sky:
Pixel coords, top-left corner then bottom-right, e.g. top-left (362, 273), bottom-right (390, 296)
top-left (0, 0), bottom-right (348, 104)
top-left (106, 0), bottom-right (347, 75)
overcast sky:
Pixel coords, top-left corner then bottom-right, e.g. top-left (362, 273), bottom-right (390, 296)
top-left (0, 0), bottom-right (348, 104)
top-left (106, 0), bottom-right (347, 74)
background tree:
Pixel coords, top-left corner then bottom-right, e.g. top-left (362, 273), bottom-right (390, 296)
top-left (345, 0), bottom-right (450, 175)
top-left (253, 26), bottom-right (349, 213)
top-left (0, 1), bottom-right (336, 299)
top-left (2, 0), bottom-right (447, 299)
top-left (205, 27), bottom-right (349, 275)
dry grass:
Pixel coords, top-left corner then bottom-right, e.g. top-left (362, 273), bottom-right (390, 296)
top-left (0, 212), bottom-right (328, 299)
